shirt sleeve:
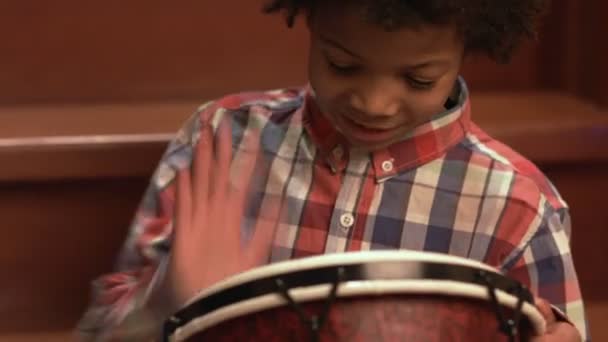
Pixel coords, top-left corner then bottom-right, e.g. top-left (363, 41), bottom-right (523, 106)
top-left (505, 207), bottom-right (590, 341)
top-left (75, 106), bottom-right (208, 341)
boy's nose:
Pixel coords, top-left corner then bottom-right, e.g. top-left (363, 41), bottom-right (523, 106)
top-left (350, 84), bottom-right (401, 118)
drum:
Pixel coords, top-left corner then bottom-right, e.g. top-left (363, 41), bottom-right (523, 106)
top-left (162, 251), bottom-right (545, 342)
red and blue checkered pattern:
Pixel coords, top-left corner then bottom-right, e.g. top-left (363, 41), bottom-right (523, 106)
top-left (77, 78), bottom-right (588, 341)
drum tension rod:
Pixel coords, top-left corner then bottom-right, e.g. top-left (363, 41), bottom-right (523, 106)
top-left (477, 270), bottom-right (526, 342)
top-left (275, 267), bottom-right (346, 342)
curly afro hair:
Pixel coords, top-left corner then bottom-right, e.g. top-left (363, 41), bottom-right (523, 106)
top-left (263, 0), bottom-right (550, 63)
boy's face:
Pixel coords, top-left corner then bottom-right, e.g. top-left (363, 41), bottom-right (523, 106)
top-left (307, 3), bottom-right (465, 151)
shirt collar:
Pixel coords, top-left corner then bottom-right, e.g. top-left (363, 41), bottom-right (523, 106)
top-left (302, 77), bottom-right (472, 181)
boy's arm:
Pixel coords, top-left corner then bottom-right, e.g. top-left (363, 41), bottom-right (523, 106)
top-left (75, 186), bottom-right (174, 341)
top-left (75, 108), bottom-right (206, 341)
top-left (505, 209), bottom-right (589, 341)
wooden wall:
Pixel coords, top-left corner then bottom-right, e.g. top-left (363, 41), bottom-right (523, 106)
top-left (1, 0), bottom-right (596, 105)
top-left (1, 1), bottom-right (607, 341)
top-left (539, 0), bottom-right (608, 106)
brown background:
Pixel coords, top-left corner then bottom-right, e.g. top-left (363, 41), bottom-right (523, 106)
top-left (1, 0), bottom-right (607, 340)
top-left (2, 0), bottom-right (605, 106)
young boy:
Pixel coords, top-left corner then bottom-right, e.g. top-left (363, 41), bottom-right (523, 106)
top-left (77, 1), bottom-right (587, 340)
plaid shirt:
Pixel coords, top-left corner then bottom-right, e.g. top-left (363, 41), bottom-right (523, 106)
top-left (77, 78), bottom-right (588, 341)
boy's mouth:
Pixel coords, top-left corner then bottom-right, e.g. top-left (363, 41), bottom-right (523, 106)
top-left (337, 114), bottom-right (399, 144)
top-left (345, 117), bottom-right (391, 132)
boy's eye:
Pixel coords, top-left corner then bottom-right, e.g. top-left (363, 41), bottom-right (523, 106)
top-left (405, 76), bottom-right (435, 90)
top-left (327, 59), bottom-right (360, 75)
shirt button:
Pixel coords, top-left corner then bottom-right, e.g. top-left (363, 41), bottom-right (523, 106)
top-left (332, 145), bottom-right (344, 159)
top-left (381, 160), bottom-right (394, 173)
top-left (340, 213), bottom-right (355, 231)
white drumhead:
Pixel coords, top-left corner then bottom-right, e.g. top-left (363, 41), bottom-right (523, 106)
top-left (187, 250), bottom-right (498, 304)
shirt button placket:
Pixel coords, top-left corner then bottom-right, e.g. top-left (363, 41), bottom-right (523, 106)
top-left (339, 213), bottom-right (355, 233)
top-left (381, 160), bottom-right (394, 173)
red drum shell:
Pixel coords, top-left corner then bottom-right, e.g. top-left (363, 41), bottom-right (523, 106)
top-left (184, 294), bottom-right (534, 342)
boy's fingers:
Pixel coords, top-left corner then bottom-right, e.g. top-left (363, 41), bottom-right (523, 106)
top-left (228, 130), bottom-right (262, 226)
top-left (246, 196), bottom-right (281, 265)
top-left (530, 322), bottom-right (582, 342)
top-left (192, 124), bottom-right (213, 223)
top-left (222, 141), bottom-right (258, 244)
top-left (174, 168), bottom-right (193, 235)
top-left (212, 117), bottom-right (233, 205)
top-left (246, 216), bottom-right (276, 266)
top-left (535, 297), bottom-right (557, 329)
top-left (231, 130), bottom-right (262, 193)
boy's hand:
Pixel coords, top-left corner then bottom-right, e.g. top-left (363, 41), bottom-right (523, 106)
top-left (160, 119), bottom-right (277, 312)
top-left (531, 297), bottom-right (582, 341)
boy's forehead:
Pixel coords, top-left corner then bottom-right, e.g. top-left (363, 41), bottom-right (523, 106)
top-left (311, 2), bottom-right (463, 64)
top-left (311, 0), bottom-right (432, 30)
